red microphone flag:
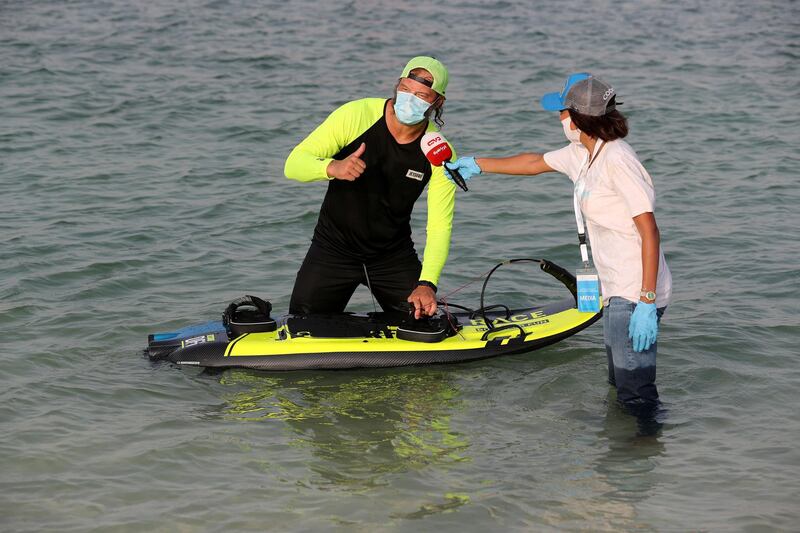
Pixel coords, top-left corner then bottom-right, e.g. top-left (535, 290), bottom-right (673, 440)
top-left (420, 132), bottom-right (453, 166)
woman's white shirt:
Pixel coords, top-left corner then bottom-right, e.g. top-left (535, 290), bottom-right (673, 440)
top-left (544, 139), bottom-right (672, 306)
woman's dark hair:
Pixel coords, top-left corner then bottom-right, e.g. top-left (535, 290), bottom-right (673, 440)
top-left (568, 97), bottom-right (628, 141)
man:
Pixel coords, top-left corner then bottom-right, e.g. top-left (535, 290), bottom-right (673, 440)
top-left (284, 56), bottom-right (456, 319)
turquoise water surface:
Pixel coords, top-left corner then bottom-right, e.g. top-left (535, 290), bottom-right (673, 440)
top-left (2, 0), bottom-right (799, 531)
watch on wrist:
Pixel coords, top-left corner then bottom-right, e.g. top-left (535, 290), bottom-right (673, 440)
top-left (640, 289), bottom-right (656, 302)
top-left (416, 280), bottom-right (437, 293)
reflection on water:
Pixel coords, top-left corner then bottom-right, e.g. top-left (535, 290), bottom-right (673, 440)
top-left (389, 493), bottom-right (471, 520)
top-left (596, 391), bottom-right (666, 493)
top-left (533, 392), bottom-right (667, 531)
top-left (217, 369), bottom-right (471, 491)
top-left (571, 391), bottom-right (667, 530)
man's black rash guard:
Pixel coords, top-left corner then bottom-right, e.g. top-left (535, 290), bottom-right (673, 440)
top-left (284, 98), bottom-right (456, 286)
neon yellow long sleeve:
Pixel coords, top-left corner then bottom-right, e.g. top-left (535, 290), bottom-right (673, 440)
top-left (420, 149), bottom-right (456, 286)
top-left (284, 99), bottom-right (385, 182)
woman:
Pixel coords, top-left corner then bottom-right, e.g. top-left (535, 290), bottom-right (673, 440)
top-left (446, 73), bottom-right (672, 412)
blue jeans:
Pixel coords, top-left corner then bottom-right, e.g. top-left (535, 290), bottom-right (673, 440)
top-left (603, 297), bottom-right (666, 406)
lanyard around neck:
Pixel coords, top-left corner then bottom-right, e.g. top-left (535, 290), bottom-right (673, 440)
top-left (573, 140), bottom-right (606, 264)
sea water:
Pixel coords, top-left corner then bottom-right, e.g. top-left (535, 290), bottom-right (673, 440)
top-left (2, 0), bottom-right (799, 530)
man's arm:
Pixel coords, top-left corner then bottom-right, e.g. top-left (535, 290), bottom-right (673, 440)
top-left (419, 162), bottom-right (456, 285)
top-left (408, 158), bottom-right (456, 318)
top-left (285, 100), bottom-right (378, 182)
top-left (284, 105), bottom-right (349, 182)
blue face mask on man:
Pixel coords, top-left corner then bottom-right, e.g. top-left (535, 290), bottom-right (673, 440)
top-left (393, 91), bottom-right (431, 125)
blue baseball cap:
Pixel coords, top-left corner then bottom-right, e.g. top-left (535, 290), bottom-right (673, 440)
top-left (540, 72), bottom-right (591, 112)
top-left (541, 73), bottom-right (618, 116)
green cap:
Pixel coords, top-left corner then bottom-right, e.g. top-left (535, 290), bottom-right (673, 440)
top-left (400, 56), bottom-right (449, 95)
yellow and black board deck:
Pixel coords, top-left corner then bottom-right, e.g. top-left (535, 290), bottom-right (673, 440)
top-left (158, 299), bottom-right (600, 371)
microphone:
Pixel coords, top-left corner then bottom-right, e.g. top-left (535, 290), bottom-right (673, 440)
top-left (420, 132), bottom-right (468, 191)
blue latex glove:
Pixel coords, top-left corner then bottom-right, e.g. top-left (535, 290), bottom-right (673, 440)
top-left (628, 301), bottom-right (658, 352)
top-left (444, 156), bottom-right (481, 183)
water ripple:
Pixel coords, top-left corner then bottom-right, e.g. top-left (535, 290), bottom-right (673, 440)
top-left (1, 0), bottom-right (799, 530)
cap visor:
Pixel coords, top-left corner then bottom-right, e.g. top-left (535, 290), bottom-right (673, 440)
top-left (540, 92), bottom-right (564, 111)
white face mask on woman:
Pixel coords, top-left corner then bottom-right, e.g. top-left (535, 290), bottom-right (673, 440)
top-left (561, 116), bottom-right (582, 144)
